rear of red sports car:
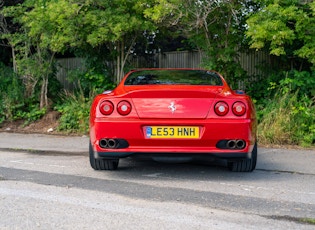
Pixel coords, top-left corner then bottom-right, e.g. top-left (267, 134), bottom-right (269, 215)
top-left (89, 69), bottom-right (257, 172)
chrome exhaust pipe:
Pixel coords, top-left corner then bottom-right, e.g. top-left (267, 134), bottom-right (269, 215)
top-left (227, 140), bottom-right (236, 149)
top-left (107, 139), bottom-right (117, 149)
top-left (99, 139), bottom-right (108, 148)
top-left (236, 139), bottom-right (246, 149)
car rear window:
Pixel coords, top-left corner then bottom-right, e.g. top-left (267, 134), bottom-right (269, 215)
top-left (124, 70), bottom-right (223, 86)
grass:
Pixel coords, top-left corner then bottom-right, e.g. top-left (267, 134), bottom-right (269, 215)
top-left (257, 91), bottom-right (315, 147)
top-left (266, 215), bottom-right (315, 225)
top-left (302, 218), bottom-right (315, 225)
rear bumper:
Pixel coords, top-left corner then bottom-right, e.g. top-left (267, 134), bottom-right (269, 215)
top-left (90, 117), bottom-right (257, 159)
top-left (95, 151), bottom-right (252, 160)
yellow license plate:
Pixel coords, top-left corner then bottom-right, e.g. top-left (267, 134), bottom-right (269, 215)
top-left (145, 126), bottom-right (199, 139)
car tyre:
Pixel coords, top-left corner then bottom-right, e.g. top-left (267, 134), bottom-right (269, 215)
top-left (89, 142), bottom-right (119, 170)
top-left (228, 142), bottom-right (257, 172)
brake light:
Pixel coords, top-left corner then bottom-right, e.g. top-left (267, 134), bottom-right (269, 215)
top-left (99, 100), bottom-right (114, 115)
top-left (215, 101), bottom-right (229, 116)
top-left (117, 100), bottom-right (132, 115)
top-left (232, 102), bottom-right (246, 116)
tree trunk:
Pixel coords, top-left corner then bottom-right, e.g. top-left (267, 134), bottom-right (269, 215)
top-left (115, 36), bottom-right (137, 83)
top-left (120, 41), bottom-right (124, 82)
top-left (12, 47), bottom-right (17, 73)
top-left (39, 52), bottom-right (55, 109)
top-left (116, 43), bottom-right (121, 84)
top-left (40, 75), bottom-right (48, 109)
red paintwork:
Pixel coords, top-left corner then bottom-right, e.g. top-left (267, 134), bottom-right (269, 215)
top-left (90, 68), bottom-right (257, 157)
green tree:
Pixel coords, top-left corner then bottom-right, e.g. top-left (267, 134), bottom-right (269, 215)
top-left (1, 0), bottom-right (165, 112)
top-left (20, 0), bottom-right (158, 83)
top-left (0, 0), bottom-right (24, 72)
top-left (246, 0), bottom-right (315, 70)
top-left (1, 1), bottom-right (57, 109)
top-left (145, 0), bottom-right (256, 86)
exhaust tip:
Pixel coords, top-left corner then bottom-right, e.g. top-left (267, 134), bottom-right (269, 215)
top-left (227, 140), bottom-right (236, 149)
top-left (236, 139), bottom-right (246, 149)
top-left (98, 138), bottom-right (129, 149)
top-left (107, 139), bottom-right (117, 149)
top-left (99, 139), bottom-right (108, 148)
top-left (216, 139), bottom-right (246, 150)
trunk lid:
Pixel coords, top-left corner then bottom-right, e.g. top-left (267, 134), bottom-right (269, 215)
top-left (126, 88), bottom-right (220, 119)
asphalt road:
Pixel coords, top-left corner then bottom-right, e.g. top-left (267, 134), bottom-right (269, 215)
top-left (0, 132), bottom-right (314, 229)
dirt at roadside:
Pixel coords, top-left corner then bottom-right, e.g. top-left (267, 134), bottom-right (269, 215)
top-left (0, 111), bottom-right (63, 135)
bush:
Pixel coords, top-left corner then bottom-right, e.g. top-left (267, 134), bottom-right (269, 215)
top-left (257, 70), bottom-right (315, 147)
top-left (18, 106), bottom-right (47, 126)
top-left (0, 63), bottom-right (25, 123)
top-left (67, 68), bottom-right (116, 97)
top-left (55, 67), bottom-right (115, 134)
top-left (258, 92), bottom-right (315, 146)
top-left (55, 93), bottom-right (91, 134)
top-left (0, 62), bottom-right (60, 125)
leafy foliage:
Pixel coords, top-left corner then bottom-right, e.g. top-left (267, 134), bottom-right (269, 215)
top-left (16, 0), bottom-right (159, 82)
top-left (1, 1), bottom-right (59, 109)
top-left (258, 91), bottom-right (315, 146)
top-left (0, 62), bottom-right (48, 125)
top-left (0, 63), bottom-right (24, 123)
top-left (67, 67), bottom-right (116, 97)
top-left (257, 70), bottom-right (315, 146)
top-left (246, 0), bottom-right (315, 68)
top-left (149, 0), bottom-right (255, 87)
top-left (55, 93), bottom-right (91, 134)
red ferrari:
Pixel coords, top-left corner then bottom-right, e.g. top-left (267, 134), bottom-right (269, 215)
top-left (89, 69), bottom-right (257, 172)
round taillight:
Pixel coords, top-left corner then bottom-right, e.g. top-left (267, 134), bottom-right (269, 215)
top-left (232, 102), bottom-right (246, 116)
top-left (215, 101), bottom-right (229, 116)
top-left (117, 100), bottom-right (132, 115)
top-left (99, 100), bottom-right (114, 115)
